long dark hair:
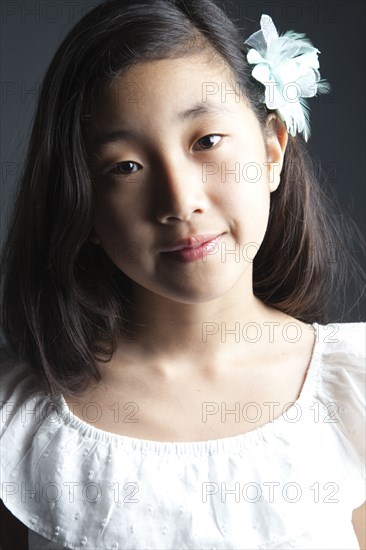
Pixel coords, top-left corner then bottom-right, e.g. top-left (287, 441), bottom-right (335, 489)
top-left (1, 0), bottom-right (364, 397)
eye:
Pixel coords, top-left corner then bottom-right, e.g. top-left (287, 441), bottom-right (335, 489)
top-left (193, 134), bottom-right (223, 151)
top-left (109, 161), bottom-right (141, 176)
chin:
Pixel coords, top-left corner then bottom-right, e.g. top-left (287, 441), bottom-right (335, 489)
top-left (128, 263), bottom-right (250, 304)
top-left (165, 292), bottom-right (226, 305)
top-left (150, 278), bottom-right (241, 305)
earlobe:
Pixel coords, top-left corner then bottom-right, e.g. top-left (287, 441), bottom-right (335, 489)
top-left (265, 115), bottom-right (288, 192)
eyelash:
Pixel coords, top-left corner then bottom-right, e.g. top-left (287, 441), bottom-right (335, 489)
top-left (108, 134), bottom-right (223, 177)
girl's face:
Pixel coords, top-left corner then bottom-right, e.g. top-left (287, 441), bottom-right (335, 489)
top-left (85, 53), bottom-right (287, 304)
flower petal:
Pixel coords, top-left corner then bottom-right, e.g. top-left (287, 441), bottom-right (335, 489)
top-left (244, 30), bottom-right (268, 55)
top-left (244, 13), bottom-right (330, 140)
top-left (260, 14), bottom-right (279, 46)
top-left (246, 48), bottom-right (267, 65)
top-left (251, 63), bottom-right (271, 84)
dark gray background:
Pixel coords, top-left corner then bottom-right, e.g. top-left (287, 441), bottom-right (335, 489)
top-left (1, 0), bottom-right (365, 330)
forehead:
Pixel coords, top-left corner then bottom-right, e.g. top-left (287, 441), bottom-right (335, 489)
top-left (89, 53), bottom-right (245, 123)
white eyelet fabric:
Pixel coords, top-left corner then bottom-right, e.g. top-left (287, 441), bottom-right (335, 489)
top-left (0, 322), bottom-right (365, 549)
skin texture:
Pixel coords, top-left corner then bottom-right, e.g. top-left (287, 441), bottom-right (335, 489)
top-left (80, 54), bottom-right (321, 437)
top-left (85, 53), bottom-right (292, 365)
top-left (87, 54), bottom-right (285, 307)
top-left (353, 502), bottom-right (366, 550)
top-left (81, 53), bottom-right (365, 544)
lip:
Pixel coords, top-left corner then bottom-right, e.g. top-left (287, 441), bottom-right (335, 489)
top-left (161, 233), bottom-right (224, 263)
top-left (160, 234), bottom-right (224, 252)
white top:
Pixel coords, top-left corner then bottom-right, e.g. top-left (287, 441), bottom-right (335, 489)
top-left (0, 322), bottom-right (365, 550)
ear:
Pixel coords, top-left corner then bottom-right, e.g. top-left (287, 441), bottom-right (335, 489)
top-left (264, 114), bottom-right (288, 192)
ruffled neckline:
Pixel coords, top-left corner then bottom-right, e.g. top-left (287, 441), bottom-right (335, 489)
top-left (55, 322), bottom-right (323, 455)
top-left (2, 321), bottom-right (364, 549)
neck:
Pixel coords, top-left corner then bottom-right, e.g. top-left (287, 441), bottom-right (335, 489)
top-left (120, 270), bottom-right (283, 370)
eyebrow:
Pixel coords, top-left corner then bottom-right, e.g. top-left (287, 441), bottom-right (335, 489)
top-left (92, 102), bottom-right (233, 147)
top-left (176, 101), bottom-right (233, 122)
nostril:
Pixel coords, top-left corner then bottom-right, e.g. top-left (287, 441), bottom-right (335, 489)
top-left (156, 202), bottom-right (207, 224)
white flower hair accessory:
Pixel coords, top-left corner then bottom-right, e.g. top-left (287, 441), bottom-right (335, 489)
top-left (244, 14), bottom-right (331, 141)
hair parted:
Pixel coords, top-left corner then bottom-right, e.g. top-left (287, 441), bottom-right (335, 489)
top-left (1, 0), bottom-right (364, 397)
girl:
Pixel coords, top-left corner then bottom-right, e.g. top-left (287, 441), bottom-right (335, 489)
top-left (0, 0), bottom-right (365, 549)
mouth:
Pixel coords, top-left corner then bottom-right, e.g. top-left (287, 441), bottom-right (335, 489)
top-left (160, 233), bottom-right (224, 263)
top-left (161, 234), bottom-right (224, 252)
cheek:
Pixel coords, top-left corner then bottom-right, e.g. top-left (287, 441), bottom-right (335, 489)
top-left (216, 171), bottom-right (271, 261)
top-left (91, 188), bottom-right (159, 279)
top-left (92, 191), bottom-right (145, 255)
top-left (235, 186), bottom-right (270, 248)
top-left (215, 168), bottom-right (271, 230)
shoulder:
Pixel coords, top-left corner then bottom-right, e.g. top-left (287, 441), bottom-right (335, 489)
top-left (0, 347), bottom-right (65, 544)
top-left (314, 322), bottom-right (365, 477)
top-left (0, 344), bottom-right (49, 461)
top-left (0, 346), bottom-right (41, 434)
top-left (315, 321), bottom-right (365, 396)
top-left (317, 321), bottom-right (365, 358)
top-left (315, 320), bottom-right (365, 395)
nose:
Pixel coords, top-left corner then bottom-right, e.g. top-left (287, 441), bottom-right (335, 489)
top-left (154, 157), bottom-right (209, 224)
